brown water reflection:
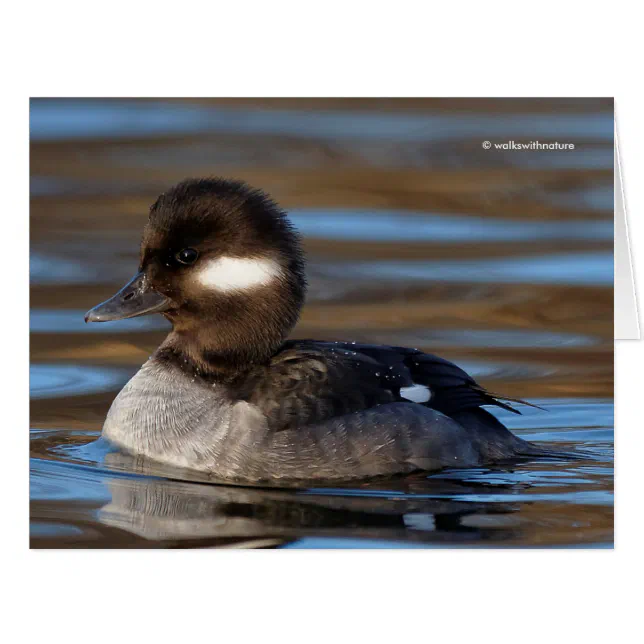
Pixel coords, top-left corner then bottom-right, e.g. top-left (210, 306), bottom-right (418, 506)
top-left (29, 98), bottom-right (614, 548)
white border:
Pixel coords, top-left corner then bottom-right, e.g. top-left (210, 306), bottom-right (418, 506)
top-left (7, 2), bottom-right (643, 642)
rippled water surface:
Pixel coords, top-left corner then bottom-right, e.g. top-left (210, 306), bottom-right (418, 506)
top-left (30, 98), bottom-right (614, 548)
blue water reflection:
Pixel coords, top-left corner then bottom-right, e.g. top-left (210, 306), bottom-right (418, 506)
top-left (30, 309), bottom-right (170, 333)
top-left (30, 364), bottom-right (131, 399)
top-left (335, 251), bottom-right (613, 286)
top-left (30, 99), bottom-right (614, 143)
top-left (292, 210), bottom-right (612, 242)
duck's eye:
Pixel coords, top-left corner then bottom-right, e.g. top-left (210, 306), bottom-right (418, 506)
top-left (175, 248), bottom-right (199, 265)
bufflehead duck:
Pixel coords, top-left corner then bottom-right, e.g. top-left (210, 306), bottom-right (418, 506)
top-left (86, 178), bottom-right (553, 482)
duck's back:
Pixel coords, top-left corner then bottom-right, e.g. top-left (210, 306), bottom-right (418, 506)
top-left (235, 340), bottom-right (520, 430)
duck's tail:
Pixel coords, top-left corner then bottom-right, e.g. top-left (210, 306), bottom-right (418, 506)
top-left (450, 407), bottom-right (579, 462)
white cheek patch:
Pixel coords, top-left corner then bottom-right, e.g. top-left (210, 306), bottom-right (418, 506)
top-left (399, 383), bottom-right (432, 404)
top-left (196, 256), bottom-right (282, 292)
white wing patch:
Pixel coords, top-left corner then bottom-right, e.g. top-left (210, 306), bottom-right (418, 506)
top-left (399, 383), bottom-right (431, 403)
top-left (197, 256), bottom-right (282, 292)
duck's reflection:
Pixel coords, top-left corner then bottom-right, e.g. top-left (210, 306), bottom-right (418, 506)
top-left (98, 452), bottom-right (523, 547)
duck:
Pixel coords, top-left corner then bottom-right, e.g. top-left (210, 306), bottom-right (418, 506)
top-left (85, 177), bottom-right (557, 483)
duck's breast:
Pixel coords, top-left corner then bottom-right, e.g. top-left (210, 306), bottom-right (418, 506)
top-left (102, 360), bottom-right (236, 469)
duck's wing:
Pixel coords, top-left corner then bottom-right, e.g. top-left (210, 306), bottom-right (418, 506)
top-left (237, 343), bottom-right (395, 432)
top-left (317, 340), bottom-right (525, 417)
top-left (237, 340), bottom-right (523, 432)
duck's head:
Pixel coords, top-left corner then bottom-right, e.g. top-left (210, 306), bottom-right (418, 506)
top-left (85, 178), bottom-right (306, 371)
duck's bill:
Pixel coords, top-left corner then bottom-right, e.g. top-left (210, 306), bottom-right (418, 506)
top-left (84, 271), bottom-right (173, 323)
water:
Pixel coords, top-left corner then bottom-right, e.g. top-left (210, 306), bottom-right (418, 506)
top-left (29, 98), bottom-right (614, 548)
